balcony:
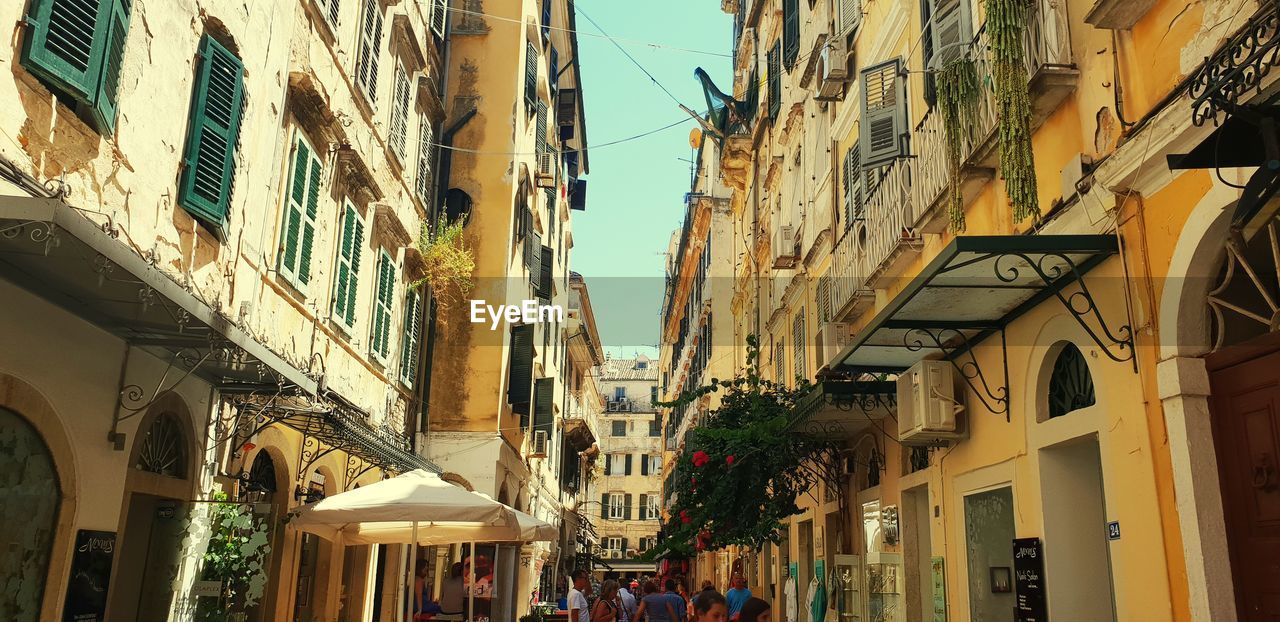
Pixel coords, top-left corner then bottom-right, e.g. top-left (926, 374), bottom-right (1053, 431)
top-left (830, 0), bottom-right (1075, 322)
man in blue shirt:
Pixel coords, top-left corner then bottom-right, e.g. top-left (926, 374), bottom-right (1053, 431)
top-left (725, 574), bottom-right (752, 620)
top-left (665, 578), bottom-right (688, 620)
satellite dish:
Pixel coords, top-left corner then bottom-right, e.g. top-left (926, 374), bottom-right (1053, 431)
top-left (689, 128), bottom-right (703, 150)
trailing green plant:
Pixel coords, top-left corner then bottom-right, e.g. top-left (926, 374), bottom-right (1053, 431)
top-left (414, 220), bottom-right (475, 324)
top-left (986, 0), bottom-right (1040, 223)
top-left (194, 491), bottom-right (272, 621)
top-left (645, 336), bottom-right (835, 559)
top-left (935, 57), bottom-right (980, 231)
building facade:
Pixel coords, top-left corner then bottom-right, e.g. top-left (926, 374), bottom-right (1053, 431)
top-left (590, 355), bottom-right (663, 578)
top-left (665, 0), bottom-right (1278, 621)
top-left (0, 0), bottom-right (450, 620)
top-left (423, 0), bottom-right (593, 615)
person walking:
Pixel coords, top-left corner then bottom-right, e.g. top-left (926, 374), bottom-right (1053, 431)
top-left (618, 581), bottom-right (638, 622)
top-left (691, 590), bottom-right (728, 622)
top-left (725, 575), bottom-right (751, 621)
top-left (569, 569), bottom-right (593, 622)
top-left (737, 597), bottom-right (771, 622)
top-left (593, 580), bottom-right (622, 622)
top-left (664, 578), bottom-right (689, 622)
top-left (635, 580), bottom-right (678, 622)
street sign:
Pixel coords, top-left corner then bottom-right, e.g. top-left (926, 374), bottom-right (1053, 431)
top-left (1107, 521), bottom-right (1121, 540)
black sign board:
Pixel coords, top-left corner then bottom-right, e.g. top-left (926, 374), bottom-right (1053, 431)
top-left (1013, 537), bottom-right (1047, 622)
top-left (63, 529), bottom-right (116, 621)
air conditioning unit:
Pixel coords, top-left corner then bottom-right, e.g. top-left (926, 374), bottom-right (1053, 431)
top-left (816, 38), bottom-right (850, 100)
top-left (818, 322), bottom-right (852, 369)
top-left (896, 360), bottom-right (966, 445)
top-left (772, 225), bottom-right (799, 269)
top-left (536, 152), bottom-right (556, 188)
top-left (530, 430), bottom-right (548, 458)
top-left (608, 549), bottom-right (623, 560)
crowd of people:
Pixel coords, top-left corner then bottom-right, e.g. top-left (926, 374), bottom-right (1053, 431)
top-left (565, 571), bottom-right (771, 622)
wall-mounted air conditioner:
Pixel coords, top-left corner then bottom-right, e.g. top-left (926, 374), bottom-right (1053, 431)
top-left (536, 152), bottom-right (556, 188)
top-left (772, 224), bottom-right (799, 269)
top-left (896, 360), bottom-right (965, 445)
top-left (817, 38), bottom-right (850, 101)
top-left (531, 430), bottom-right (548, 458)
top-left (818, 321), bottom-right (852, 369)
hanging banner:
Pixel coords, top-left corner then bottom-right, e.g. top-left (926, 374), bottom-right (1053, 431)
top-left (62, 530), bottom-right (116, 622)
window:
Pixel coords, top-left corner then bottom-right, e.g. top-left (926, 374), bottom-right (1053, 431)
top-left (645, 494), bottom-right (661, 520)
top-left (430, 0), bottom-right (447, 38)
top-left (369, 250), bottom-right (397, 362)
top-left (614, 386), bottom-right (627, 400)
top-left (1048, 343), bottom-right (1095, 418)
top-left (332, 201), bottom-right (365, 330)
top-left (316, 0), bottom-right (341, 29)
top-left (399, 289), bottom-right (423, 385)
top-left (608, 494), bottom-right (625, 519)
top-left (782, 0), bottom-right (799, 69)
top-left (136, 413), bottom-right (188, 478)
top-left (279, 135), bottom-right (324, 290)
top-left (836, 0), bottom-right (862, 36)
top-left (612, 421), bottom-right (627, 437)
top-left (921, 0), bottom-right (972, 105)
top-left (508, 324), bottom-right (535, 421)
top-left (775, 339), bottom-right (786, 383)
top-left (389, 61), bottom-right (411, 161)
top-left (636, 360), bottom-right (648, 369)
top-left (21, 0), bottom-right (132, 134)
top-left (649, 455), bottom-right (662, 474)
top-left (178, 35), bottom-right (246, 236)
top-left (605, 454), bottom-right (630, 476)
top-left (524, 41), bottom-right (538, 112)
top-left (843, 146), bottom-right (865, 227)
top-left (639, 536), bottom-right (657, 552)
top-left (793, 309), bottom-right (807, 382)
top-left (415, 114), bottom-right (435, 207)
top-left (355, 0), bottom-right (384, 105)
top-left (860, 58), bottom-right (908, 168)
top-left (541, 0), bottom-right (553, 39)
top-left (649, 420), bottom-right (661, 437)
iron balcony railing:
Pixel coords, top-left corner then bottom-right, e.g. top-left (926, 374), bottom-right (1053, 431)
top-left (830, 0), bottom-right (1070, 320)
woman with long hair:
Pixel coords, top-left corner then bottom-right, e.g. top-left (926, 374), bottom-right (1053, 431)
top-left (592, 580), bottom-right (621, 622)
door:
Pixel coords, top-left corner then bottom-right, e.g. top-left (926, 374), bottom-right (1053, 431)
top-left (1209, 349), bottom-right (1280, 620)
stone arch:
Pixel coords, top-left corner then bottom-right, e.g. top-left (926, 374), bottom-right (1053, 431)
top-left (0, 373), bottom-right (78, 621)
top-left (125, 392), bottom-right (200, 499)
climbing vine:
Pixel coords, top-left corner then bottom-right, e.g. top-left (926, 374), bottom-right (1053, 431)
top-left (935, 57), bottom-right (980, 231)
top-left (194, 492), bottom-right (273, 621)
top-left (986, 0), bottom-right (1040, 222)
top-left (414, 220), bottom-right (476, 325)
top-left (646, 336), bottom-right (836, 558)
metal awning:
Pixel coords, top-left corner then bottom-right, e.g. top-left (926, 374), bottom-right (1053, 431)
top-left (831, 235), bottom-right (1133, 416)
top-left (791, 379), bottom-right (896, 439)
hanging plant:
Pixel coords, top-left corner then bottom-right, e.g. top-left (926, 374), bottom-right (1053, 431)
top-left (414, 220), bottom-right (475, 325)
top-left (935, 57), bottom-right (980, 231)
top-left (643, 336), bottom-right (835, 559)
top-left (986, 0), bottom-right (1041, 222)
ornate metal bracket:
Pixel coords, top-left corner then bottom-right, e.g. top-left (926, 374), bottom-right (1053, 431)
top-left (345, 454), bottom-right (379, 490)
top-left (297, 435), bottom-right (340, 483)
top-left (1190, 1), bottom-right (1280, 127)
top-left (994, 252), bottom-right (1136, 369)
top-left (904, 327), bottom-right (1010, 418)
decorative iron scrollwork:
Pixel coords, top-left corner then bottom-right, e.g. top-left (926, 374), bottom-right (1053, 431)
top-left (904, 327), bottom-right (1010, 416)
top-left (1190, 2), bottom-right (1280, 126)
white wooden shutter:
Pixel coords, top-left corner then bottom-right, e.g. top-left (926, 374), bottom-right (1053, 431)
top-left (389, 62), bottom-right (411, 161)
top-left (356, 0), bottom-right (384, 105)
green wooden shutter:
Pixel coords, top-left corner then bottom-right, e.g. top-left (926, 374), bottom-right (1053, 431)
top-left (528, 232), bottom-right (542, 289)
top-left (333, 201), bottom-right (363, 329)
top-left (923, 0), bottom-right (972, 104)
top-left (356, 0), bottom-right (383, 104)
top-left (178, 35), bottom-right (245, 233)
top-left (400, 289), bottom-right (423, 385)
top-left (782, 0), bottom-right (799, 69)
top-left (89, 0), bottom-right (129, 133)
top-left (538, 246), bottom-right (553, 302)
top-left (389, 62), bottom-right (410, 160)
top-left (371, 250), bottom-right (395, 360)
top-left (793, 308), bottom-right (807, 381)
top-left (280, 139), bottom-right (310, 282)
top-left (624, 454), bottom-right (632, 476)
top-left (860, 58), bottom-right (907, 168)
top-left (533, 377), bottom-right (554, 433)
top-left (297, 156), bottom-right (323, 285)
top-left (641, 455), bottom-right (649, 476)
top-left (508, 323), bottom-right (534, 417)
top-left (844, 144), bottom-right (865, 225)
top-left (600, 494), bottom-right (608, 519)
top-left (21, 0), bottom-right (132, 134)
top-left (767, 42), bottom-right (781, 121)
top-left (623, 494), bottom-right (632, 520)
top-left (524, 41), bottom-right (538, 111)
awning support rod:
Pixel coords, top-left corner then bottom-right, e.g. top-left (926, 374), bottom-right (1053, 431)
top-left (904, 326), bottom-right (1011, 418)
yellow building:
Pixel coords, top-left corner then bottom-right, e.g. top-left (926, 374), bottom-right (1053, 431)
top-left (0, 0), bottom-right (451, 620)
top-left (665, 0), bottom-right (1280, 621)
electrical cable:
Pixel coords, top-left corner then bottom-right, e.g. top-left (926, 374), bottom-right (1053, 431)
top-left (575, 5), bottom-right (693, 110)
top-left (432, 116), bottom-right (694, 156)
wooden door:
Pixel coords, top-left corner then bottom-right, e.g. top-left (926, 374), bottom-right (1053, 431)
top-left (1209, 348), bottom-right (1280, 619)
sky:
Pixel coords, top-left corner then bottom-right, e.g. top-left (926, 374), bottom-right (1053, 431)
top-left (569, 0), bottom-right (731, 359)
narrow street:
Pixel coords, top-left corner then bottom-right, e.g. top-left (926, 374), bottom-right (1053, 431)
top-left (0, 0), bottom-right (1276, 621)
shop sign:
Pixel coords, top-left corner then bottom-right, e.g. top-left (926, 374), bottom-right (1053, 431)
top-left (930, 556), bottom-right (946, 622)
top-left (1012, 537), bottom-right (1047, 622)
top-left (191, 581), bottom-right (222, 598)
top-left (62, 530), bottom-right (116, 622)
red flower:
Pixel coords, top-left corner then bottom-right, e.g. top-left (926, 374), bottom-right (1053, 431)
top-left (680, 510), bottom-right (691, 524)
top-left (692, 451), bottom-right (710, 467)
top-left (725, 455), bottom-right (735, 466)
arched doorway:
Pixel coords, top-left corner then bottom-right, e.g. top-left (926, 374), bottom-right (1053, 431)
top-left (108, 408), bottom-right (195, 622)
top-left (0, 407), bottom-right (61, 620)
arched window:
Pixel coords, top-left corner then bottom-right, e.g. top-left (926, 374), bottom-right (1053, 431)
top-left (1048, 343), bottom-right (1096, 419)
top-left (0, 408), bottom-right (60, 618)
top-left (243, 451), bottom-right (278, 497)
top-left (135, 412), bottom-right (188, 478)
